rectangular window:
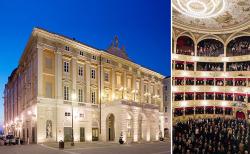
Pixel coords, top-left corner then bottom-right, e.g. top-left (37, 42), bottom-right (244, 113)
top-left (136, 81), bottom-right (140, 90)
top-left (65, 112), bottom-right (71, 116)
top-left (45, 57), bottom-right (52, 69)
top-left (79, 51), bottom-right (84, 56)
top-left (78, 89), bottom-right (83, 102)
top-left (106, 59), bottom-right (110, 63)
top-left (91, 69), bottom-right (96, 79)
top-left (104, 72), bottom-right (109, 82)
top-left (79, 113), bottom-right (85, 118)
top-left (45, 82), bottom-right (52, 98)
top-left (151, 85), bottom-right (154, 94)
top-left (92, 55), bottom-right (97, 60)
top-left (64, 86), bottom-right (69, 100)
top-left (78, 66), bottom-right (83, 76)
top-left (65, 46), bottom-right (70, 51)
top-left (64, 61), bottom-right (69, 73)
top-left (91, 91), bottom-right (96, 104)
top-left (127, 78), bottom-right (132, 89)
top-left (157, 89), bottom-right (160, 95)
top-left (165, 107), bottom-right (168, 112)
top-left (116, 75), bottom-right (121, 85)
top-left (144, 84), bottom-right (148, 93)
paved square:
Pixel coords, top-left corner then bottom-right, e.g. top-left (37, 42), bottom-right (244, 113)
top-left (0, 141), bottom-right (170, 154)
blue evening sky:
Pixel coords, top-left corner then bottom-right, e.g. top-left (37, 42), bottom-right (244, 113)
top-left (0, 0), bottom-right (170, 127)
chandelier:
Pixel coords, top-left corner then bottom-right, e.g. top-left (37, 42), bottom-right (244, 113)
top-left (172, 0), bottom-right (226, 18)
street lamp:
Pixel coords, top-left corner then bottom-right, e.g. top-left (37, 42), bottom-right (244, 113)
top-left (71, 92), bottom-right (76, 146)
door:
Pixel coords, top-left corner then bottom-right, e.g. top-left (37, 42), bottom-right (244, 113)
top-left (107, 114), bottom-right (115, 141)
top-left (22, 128), bottom-right (25, 141)
top-left (80, 127), bottom-right (85, 142)
top-left (64, 127), bottom-right (72, 142)
top-left (32, 127), bottom-right (35, 143)
top-left (92, 128), bottom-right (99, 141)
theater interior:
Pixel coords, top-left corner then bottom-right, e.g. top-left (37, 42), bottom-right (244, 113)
top-left (172, 0), bottom-right (250, 153)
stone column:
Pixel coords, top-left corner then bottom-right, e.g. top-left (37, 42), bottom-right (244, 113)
top-left (37, 45), bottom-right (43, 97)
top-left (194, 43), bottom-right (198, 56)
top-left (71, 56), bottom-right (77, 97)
top-left (55, 50), bottom-right (63, 99)
top-left (140, 78), bottom-right (144, 103)
top-left (123, 71), bottom-right (127, 99)
top-left (111, 69), bottom-right (116, 101)
top-left (85, 62), bottom-right (91, 103)
top-left (132, 107), bottom-right (139, 142)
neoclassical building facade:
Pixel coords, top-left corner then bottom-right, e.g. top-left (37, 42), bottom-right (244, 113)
top-left (4, 28), bottom-right (165, 143)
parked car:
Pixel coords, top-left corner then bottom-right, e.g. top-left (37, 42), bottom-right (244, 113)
top-left (4, 135), bottom-right (16, 145)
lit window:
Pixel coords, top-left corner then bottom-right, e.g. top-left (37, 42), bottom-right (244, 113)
top-left (91, 91), bottom-right (96, 104)
top-left (127, 78), bottom-right (132, 89)
top-left (78, 66), bottom-right (83, 76)
top-left (65, 46), bottom-right (70, 51)
top-left (104, 72), bottom-right (109, 82)
top-left (91, 69), bottom-right (96, 79)
top-left (78, 89), bottom-right (83, 102)
top-left (64, 86), bottom-right (69, 100)
top-left (136, 81), bottom-right (140, 90)
top-left (64, 61), bottom-right (69, 73)
top-left (151, 85), bottom-right (154, 94)
top-left (116, 75), bottom-right (121, 85)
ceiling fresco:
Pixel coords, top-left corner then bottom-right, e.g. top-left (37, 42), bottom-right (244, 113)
top-left (172, 0), bottom-right (250, 33)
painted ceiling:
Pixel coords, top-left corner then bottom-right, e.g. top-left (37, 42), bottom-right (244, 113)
top-left (172, 0), bottom-right (250, 33)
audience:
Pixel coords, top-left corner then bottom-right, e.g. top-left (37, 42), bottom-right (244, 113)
top-left (228, 37), bottom-right (250, 56)
top-left (227, 62), bottom-right (250, 71)
top-left (173, 118), bottom-right (249, 154)
top-left (197, 63), bottom-right (223, 71)
top-left (198, 40), bottom-right (224, 57)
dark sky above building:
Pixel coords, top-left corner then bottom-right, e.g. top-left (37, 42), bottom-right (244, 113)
top-left (0, 0), bottom-right (170, 127)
